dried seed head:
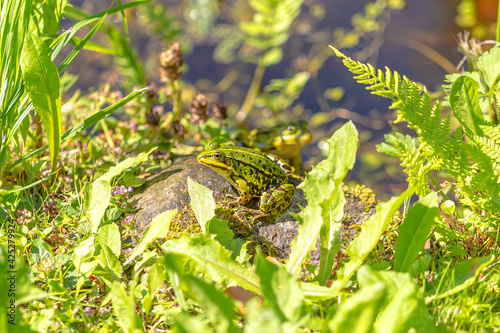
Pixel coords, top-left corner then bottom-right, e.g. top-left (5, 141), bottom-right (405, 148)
top-left (146, 104), bottom-right (165, 126)
top-left (190, 93), bottom-right (208, 125)
top-left (212, 103), bottom-right (227, 121)
top-left (159, 42), bottom-right (184, 82)
top-left (170, 121), bottom-right (185, 137)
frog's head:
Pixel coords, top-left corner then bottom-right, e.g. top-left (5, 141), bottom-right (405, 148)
top-left (196, 143), bottom-right (233, 175)
top-left (275, 120), bottom-right (312, 147)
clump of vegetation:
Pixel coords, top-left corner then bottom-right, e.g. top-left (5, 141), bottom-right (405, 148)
top-left (0, 0), bottom-right (499, 332)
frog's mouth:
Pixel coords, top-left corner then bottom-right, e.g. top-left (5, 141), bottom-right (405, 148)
top-left (196, 153), bottom-right (231, 173)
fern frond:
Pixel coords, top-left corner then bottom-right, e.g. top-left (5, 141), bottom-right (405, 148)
top-left (377, 133), bottom-right (441, 196)
top-left (476, 125), bottom-right (500, 170)
top-left (331, 47), bottom-right (448, 155)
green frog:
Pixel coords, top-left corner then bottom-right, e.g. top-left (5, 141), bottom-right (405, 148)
top-left (196, 142), bottom-right (295, 218)
top-left (245, 120), bottom-right (312, 171)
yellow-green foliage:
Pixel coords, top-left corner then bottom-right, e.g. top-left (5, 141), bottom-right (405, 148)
top-left (331, 46), bottom-right (500, 225)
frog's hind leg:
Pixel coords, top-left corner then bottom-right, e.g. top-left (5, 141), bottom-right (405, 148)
top-left (259, 183), bottom-right (295, 215)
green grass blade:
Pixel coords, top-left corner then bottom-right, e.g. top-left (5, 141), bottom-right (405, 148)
top-left (6, 88), bottom-right (146, 171)
top-left (20, 32), bottom-right (62, 177)
top-left (57, 11), bottom-right (107, 73)
top-left (117, 0), bottom-right (130, 39)
top-left (63, 0), bottom-right (152, 22)
top-left (497, 0), bottom-right (500, 43)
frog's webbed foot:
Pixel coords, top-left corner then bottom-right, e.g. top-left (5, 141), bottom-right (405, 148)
top-left (238, 208), bottom-right (268, 220)
top-left (225, 193), bottom-right (239, 203)
top-left (227, 192), bottom-right (252, 206)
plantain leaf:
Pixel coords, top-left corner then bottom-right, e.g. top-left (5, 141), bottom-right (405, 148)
top-left (84, 180), bottom-right (112, 235)
top-left (161, 233), bottom-right (261, 294)
top-left (96, 222), bottom-right (121, 258)
top-left (187, 177), bottom-right (215, 233)
top-left (123, 209), bottom-right (177, 265)
top-left (111, 281), bottom-right (140, 333)
top-left (394, 192), bottom-right (438, 272)
top-left (449, 76), bottom-right (484, 137)
top-left (286, 121), bottom-right (357, 280)
top-left (21, 33), bottom-right (61, 175)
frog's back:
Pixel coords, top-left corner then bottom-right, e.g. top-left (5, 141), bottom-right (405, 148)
top-left (219, 146), bottom-right (289, 183)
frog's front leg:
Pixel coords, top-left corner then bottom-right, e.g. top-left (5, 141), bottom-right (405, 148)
top-left (228, 178), bottom-right (253, 205)
top-left (259, 183), bottom-right (295, 215)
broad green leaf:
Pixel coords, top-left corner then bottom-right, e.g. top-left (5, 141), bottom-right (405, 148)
top-left (357, 266), bottom-right (437, 333)
top-left (440, 200), bottom-right (455, 216)
top-left (36, 0), bottom-right (67, 36)
top-left (207, 217), bottom-right (243, 259)
top-left (172, 312), bottom-right (212, 333)
top-left (175, 273), bottom-right (240, 333)
top-left (328, 283), bottom-right (386, 333)
top-left (161, 234), bottom-right (260, 294)
top-left (147, 262), bottom-right (166, 297)
top-left (73, 237), bottom-right (95, 275)
top-left (20, 33), bottom-right (61, 175)
top-left (96, 244), bottom-right (123, 278)
top-left (244, 298), bottom-right (283, 333)
top-left (96, 223), bottom-right (121, 257)
top-left (331, 186), bottom-right (415, 290)
top-left (111, 281), bottom-right (140, 333)
top-left (373, 279), bottom-right (419, 333)
top-left (394, 192), bottom-right (438, 272)
top-left (84, 180), bottom-right (112, 234)
top-left (300, 282), bottom-right (346, 300)
top-left (255, 253), bottom-right (304, 324)
top-left (477, 46), bottom-right (500, 89)
top-left (449, 76), bottom-right (484, 137)
top-left (30, 239), bottom-right (53, 264)
top-left (329, 266), bottom-right (433, 333)
top-left (124, 209), bottom-right (177, 265)
top-left (287, 121), bottom-right (357, 278)
top-left (97, 147), bottom-right (156, 182)
top-left (187, 177), bottom-right (215, 233)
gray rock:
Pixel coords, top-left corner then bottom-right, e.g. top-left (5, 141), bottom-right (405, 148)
top-left (130, 155), bottom-right (375, 261)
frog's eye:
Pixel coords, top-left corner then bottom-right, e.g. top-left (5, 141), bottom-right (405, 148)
top-left (286, 126), bottom-right (295, 131)
top-left (209, 142), bottom-right (220, 149)
top-left (214, 151), bottom-right (222, 160)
